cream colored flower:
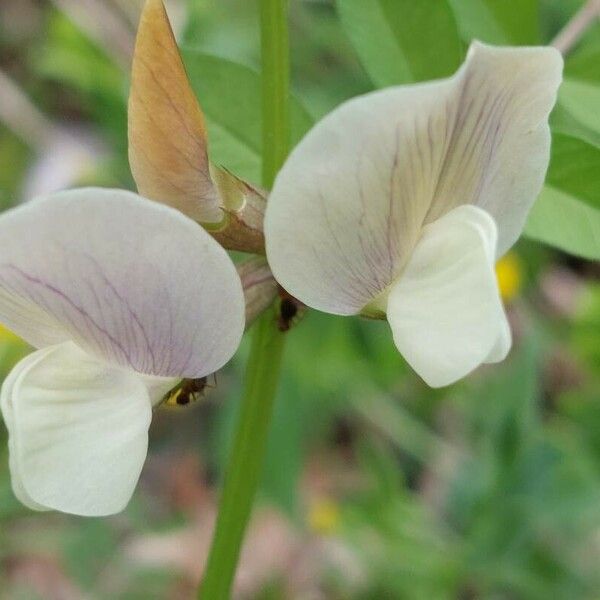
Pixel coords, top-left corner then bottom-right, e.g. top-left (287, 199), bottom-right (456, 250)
top-left (0, 189), bottom-right (244, 515)
top-left (265, 42), bottom-right (562, 387)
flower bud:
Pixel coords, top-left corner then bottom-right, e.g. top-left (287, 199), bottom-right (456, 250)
top-left (129, 0), bottom-right (266, 254)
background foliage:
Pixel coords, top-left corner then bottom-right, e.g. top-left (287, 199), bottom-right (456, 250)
top-left (0, 0), bottom-right (599, 598)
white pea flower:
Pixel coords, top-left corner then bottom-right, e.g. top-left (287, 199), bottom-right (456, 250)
top-left (0, 188), bottom-right (244, 516)
top-left (265, 42), bottom-right (563, 387)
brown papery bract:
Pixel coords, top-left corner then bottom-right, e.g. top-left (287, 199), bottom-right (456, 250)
top-left (128, 0), bottom-right (221, 224)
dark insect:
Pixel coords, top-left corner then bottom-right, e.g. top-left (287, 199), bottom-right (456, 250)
top-left (163, 376), bottom-right (209, 407)
top-left (277, 291), bottom-right (303, 332)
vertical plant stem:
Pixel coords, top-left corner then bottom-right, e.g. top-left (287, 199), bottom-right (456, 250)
top-left (260, 0), bottom-right (290, 187)
top-left (198, 1), bottom-right (290, 598)
top-left (198, 309), bottom-right (285, 599)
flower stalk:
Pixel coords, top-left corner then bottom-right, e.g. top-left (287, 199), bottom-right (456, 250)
top-left (198, 1), bottom-right (290, 597)
top-left (237, 256), bottom-right (279, 327)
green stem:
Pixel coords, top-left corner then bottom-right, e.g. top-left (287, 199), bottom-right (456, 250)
top-left (260, 0), bottom-right (290, 188)
top-left (198, 308), bottom-right (285, 599)
top-left (198, 1), bottom-right (289, 598)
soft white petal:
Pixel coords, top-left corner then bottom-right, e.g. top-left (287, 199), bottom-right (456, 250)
top-left (433, 42), bottom-right (562, 254)
top-left (0, 351), bottom-right (49, 511)
top-left (0, 290), bottom-right (70, 350)
top-left (485, 316), bottom-right (512, 364)
top-left (386, 206), bottom-right (510, 387)
top-left (1, 342), bottom-right (152, 516)
top-left (0, 188), bottom-right (244, 378)
top-left (265, 42), bottom-right (562, 314)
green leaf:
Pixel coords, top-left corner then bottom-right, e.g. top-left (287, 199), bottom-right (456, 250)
top-left (448, 0), bottom-right (540, 45)
top-left (558, 78), bottom-right (600, 139)
top-left (337, 0), bottom-right (463, 87)
top-left (181, 50), bottom-right (314, 184)
top-left (526, 129), bottom-right (600, 259)
top-left (475, 339), bottom-right (540, 468)
top-left (548, 133), bottom-right (600, 210)
top-left (525, 186), bottom-right (600, 260)
top-left (564, 24), bottom-right (600, 84)
top-left (551, 103), bottom-right (600, 148)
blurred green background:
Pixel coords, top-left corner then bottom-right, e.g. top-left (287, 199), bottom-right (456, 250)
top-left (1, 1), bottom-right (600, 598)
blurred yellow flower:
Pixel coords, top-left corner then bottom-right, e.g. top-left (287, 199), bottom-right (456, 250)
top-left (0, 323), bottom-right (21, 344)
top-left (496, 252), bottom-right (523, 302)
top-left (308, 498), bottom-right (340, 535)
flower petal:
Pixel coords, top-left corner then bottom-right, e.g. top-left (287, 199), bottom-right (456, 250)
top-left (485, 316), bottom-right (512, 364)
top-left (0, 188), bottom-right (245, 377)
top-left (386, 205), bottom-right (510, 387)
top-left (265, 42), bottom-right (561, 314)
top-left (426, 42), bottom-right (562, 254)
top-left (128, 0), bottom-right (222, 224)
top-left (1, 342), bottom-right (152, 516)
top-left (0, 351), bottom-right (49, 511)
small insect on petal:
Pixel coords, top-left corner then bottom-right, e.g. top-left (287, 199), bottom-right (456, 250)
top-left (162, 377), bottom-right (211, 407)
top-left (277, 291), bottom-right (306, 332)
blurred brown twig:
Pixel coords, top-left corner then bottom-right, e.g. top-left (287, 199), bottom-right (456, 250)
top-left (47, 0), bottom-right (136, 69)
top-left (551, 0), bottom-right (600, 55)
top-left (0, 68), bottom-right (56, 149)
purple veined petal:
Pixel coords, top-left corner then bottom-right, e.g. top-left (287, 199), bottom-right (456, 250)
top-left (265, 41), bottom-right (562, 315)
top-left (1, 342), bottom-right (152, 516)
top-left (385, 205), bottom-right (510, 388)
top-left (0, 188), bottom-right (245, 378)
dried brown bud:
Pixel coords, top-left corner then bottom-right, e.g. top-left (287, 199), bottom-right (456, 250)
top-left (128, 0), bottom-right (266, 254)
